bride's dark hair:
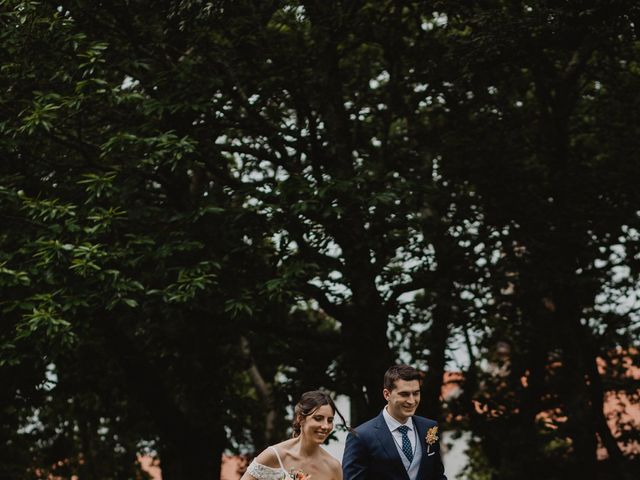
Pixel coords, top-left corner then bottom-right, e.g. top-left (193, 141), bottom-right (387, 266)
top-left (292, 390), bottom-right (348, 437)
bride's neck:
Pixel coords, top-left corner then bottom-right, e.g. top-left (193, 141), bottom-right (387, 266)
top-left (292, 435), bottom-right (319, 457)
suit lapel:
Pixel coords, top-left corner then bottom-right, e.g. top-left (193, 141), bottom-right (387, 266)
top-left (374, 412), bottom-right (410, 480)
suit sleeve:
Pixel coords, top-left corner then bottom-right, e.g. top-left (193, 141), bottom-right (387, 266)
top-left (342, 430), bottom-right (369, 480)
top-left (434, 449), bottom-right (447, 480)
top-left (432, 423), bottom-right (447, 480)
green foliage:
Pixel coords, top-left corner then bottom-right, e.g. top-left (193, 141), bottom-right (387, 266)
top-left (0, 1), bottom-right (340, 478)
top-left (1, 1), bottom-right (639, 479)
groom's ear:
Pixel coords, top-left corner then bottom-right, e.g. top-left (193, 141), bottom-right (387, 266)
top-left (383, 388), bottom-right (391, 401)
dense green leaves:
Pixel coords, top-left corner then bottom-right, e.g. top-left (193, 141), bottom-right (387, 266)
top-left (1, 1), bottom-right (639, 479)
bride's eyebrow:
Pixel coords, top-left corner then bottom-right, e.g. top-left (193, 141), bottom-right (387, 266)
top-left (313, 414), bottom-right (335, 419)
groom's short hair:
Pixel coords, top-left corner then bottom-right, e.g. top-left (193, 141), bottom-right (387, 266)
top-left (384, 364), bottom-right (422, 391)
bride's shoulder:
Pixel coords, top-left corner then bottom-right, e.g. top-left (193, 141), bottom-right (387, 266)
top-left (251, 446), bottom-right (280, 469)
top-left (243, 446), bottom-right (286, 480)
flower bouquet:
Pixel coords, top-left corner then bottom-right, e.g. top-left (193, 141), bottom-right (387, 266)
top-left (282, 469), bottom-right (311, 480)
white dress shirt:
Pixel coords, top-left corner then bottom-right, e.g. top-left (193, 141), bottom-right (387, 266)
top-left (382, 406), bottom-right (422, 480)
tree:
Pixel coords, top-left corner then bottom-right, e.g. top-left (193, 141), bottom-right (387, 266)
top-left (435, 2), bottom-right (640, 479)
top-left (2, 1), bottom-right (639, 479)
top-left (200, 0), bottom-right (485, 424)
top-left (1, 1), bottom-right (338, 478)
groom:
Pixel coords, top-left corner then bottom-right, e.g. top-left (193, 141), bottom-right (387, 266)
top-left (342, 365), bottom-right (447, 480)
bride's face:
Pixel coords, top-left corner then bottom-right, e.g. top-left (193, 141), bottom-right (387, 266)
top-left (300, 404), bottom-right (334, 443)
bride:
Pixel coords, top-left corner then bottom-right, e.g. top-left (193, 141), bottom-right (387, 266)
top-left (241, 390), bottom-right (345, 480)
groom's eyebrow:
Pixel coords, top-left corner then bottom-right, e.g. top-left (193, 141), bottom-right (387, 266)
top-left (398, 389), bottom-right (420, 395)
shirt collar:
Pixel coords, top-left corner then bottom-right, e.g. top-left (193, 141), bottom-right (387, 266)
top-left (382, 406), bottom-right (414, 432)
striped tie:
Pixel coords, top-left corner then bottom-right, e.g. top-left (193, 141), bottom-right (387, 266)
top-left (398, 425), bottom-right (413, 463)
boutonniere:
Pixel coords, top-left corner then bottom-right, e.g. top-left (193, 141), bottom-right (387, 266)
top-left (425, 426), bottom-right (439, 454)
top-left (282, 469), bottom-right (311, 480)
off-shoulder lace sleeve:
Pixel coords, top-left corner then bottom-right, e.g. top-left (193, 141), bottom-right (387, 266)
top-left (245, 459), bottom-right (285, 480)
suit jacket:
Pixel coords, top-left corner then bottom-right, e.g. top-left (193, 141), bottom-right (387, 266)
top-left (342, 412), bottom-right (447, 480)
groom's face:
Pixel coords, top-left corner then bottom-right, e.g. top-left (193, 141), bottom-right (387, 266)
top-left (383, 379), bottom-right (421, 422)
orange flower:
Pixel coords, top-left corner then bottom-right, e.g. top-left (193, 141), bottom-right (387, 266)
top-left (425, 426), bottom-right (439, 454)
top-left (425, 426), bottom-right (439, 445)
top-left (286, 468), bottom-right (311, 480)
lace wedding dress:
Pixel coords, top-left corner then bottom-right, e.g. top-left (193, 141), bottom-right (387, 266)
top-left (246, 446), bottom-right (289, 480)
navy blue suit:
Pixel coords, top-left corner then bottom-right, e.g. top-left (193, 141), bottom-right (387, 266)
top-left (342, 412), bottom-right (447, 480)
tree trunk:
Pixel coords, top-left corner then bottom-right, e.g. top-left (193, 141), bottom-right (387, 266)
top-left (342, 305), bottom-right (394, 425)
top-left (101, 315), bottom-right (226, 480)
top-left (556, 295), bottom-right (598, 480)
top-left (584, 337), bottom-right (633, 479)
top-left (420, 301), bottom-right (449, 422)
top-left (240, 336), bottom-right (277, 450)
top-left (160, 428), bottom-right (224, 480)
